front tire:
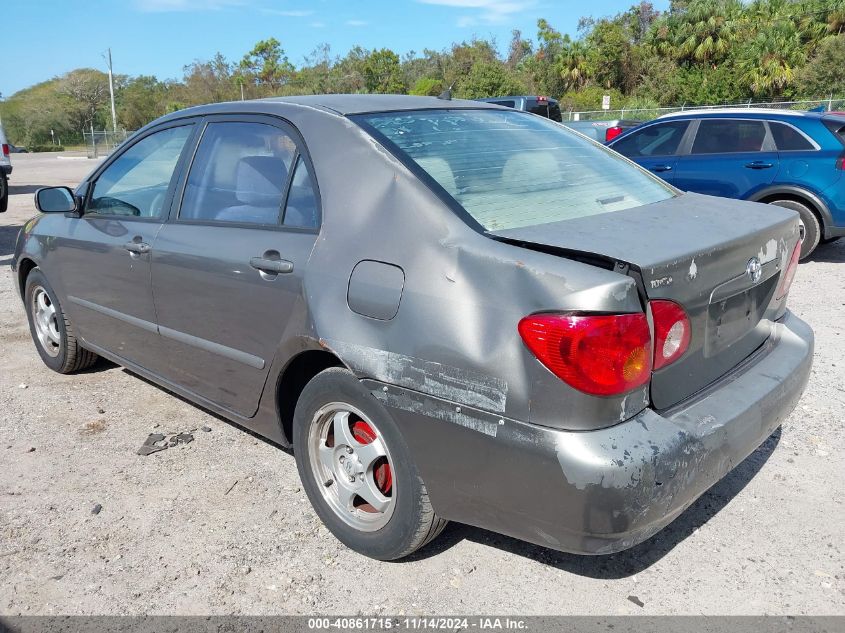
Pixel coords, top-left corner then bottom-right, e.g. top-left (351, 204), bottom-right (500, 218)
top-left (293, 367), bottom-right (447, 560)
top-left (0, 174), bottom-right (8, 213)
top-left (24, 268), bottom-right (98, 373)
top-left (768, 199), bottom-right (820, 260)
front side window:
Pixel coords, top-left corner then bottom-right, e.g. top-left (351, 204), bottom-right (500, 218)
top-left (87, 125), bottom-right (192, 218)
top-left (180, 121), bottom-right (296, 225)
top-left (769, 121), bottom-right (815, 151)
top-left (691, 119), bottom-right (767, 154)
top-left (359, 109), bottom-right (674, 232)
top-left (612, 121), bottom-right (688, 158)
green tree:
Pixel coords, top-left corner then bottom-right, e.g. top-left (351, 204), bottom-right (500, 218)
top-left (798, 35), bottom-right (845, 96)
top-left (59, 68), bottom-right (111, 132)
top-left (409, 77), bottom-right (444, 96)
top-left (239, 38), bottom-right (295, 92)
top-left (739, 23), bottom-right (805, 96)
top-left (363, 49), bottom-right (404, 94)
top-left (118, 75), bottom-right (170, 129)
top-left (457, 62), bottom-right (527, 99)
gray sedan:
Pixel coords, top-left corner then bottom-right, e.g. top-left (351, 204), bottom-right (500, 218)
top-left (13, 95), bottom-right (813, 560)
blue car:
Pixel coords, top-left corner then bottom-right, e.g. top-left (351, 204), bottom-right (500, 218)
top-left (609, 109), bottom-right (845, 258)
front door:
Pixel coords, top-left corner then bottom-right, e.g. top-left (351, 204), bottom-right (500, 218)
top-left (673, 118), bottom-right (780, 197)
top-left (56, 123), bottom-right (195, 369)
top-left (150, 117), bottom-right (321, 417)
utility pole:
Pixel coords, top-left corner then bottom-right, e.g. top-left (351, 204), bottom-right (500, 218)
top-left (104, 48), bottom-right (117, 133)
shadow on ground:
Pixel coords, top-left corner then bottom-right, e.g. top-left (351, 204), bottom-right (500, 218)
top-left (0, 224), bottom-right (23, 267)
top-left (8, 184), bottom-right (46, 195)
top-left (807, 238), bottom-right (844, 263)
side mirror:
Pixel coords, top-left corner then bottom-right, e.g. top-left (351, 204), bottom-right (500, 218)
top-left (35, 187), bottom-right (78, 214)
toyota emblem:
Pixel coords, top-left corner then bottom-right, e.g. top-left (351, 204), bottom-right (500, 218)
top-left (746, 257), bottom-right (762, 284)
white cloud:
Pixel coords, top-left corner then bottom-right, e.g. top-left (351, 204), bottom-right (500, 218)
top-left (134, 0), bottom-right (243, 11)
top-left (417, 0), bottom-right (535, 25)
top-left (261, 8), bottom-right (314, 16)
top-left (346, 19), bottom-right (368, 26)
top-left (310, 21), bottom-right (326, 28)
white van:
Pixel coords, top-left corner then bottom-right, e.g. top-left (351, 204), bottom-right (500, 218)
top-left (0, 120), bottom-right (11, 212)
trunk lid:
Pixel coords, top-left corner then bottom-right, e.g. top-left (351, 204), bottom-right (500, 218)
top-left (492, 192), bottom-right (800, 409)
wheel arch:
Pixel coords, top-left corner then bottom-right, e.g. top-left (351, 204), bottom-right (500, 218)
top-left (747, 185), bottom-right (832, 237)
top-left (276, 348), bottom-right (345, 444)
top-left (17, 257), bottom-right (38, 299)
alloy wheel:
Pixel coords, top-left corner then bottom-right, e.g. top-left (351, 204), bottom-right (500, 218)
top-left (32, 286), bottom-right (61, 358)
top-left (308, 402), bottom-right (395, 532)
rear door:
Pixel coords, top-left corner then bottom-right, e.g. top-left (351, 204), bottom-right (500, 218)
top-left (149, 115), bottom-right (320, 417)
top-left (609, 120), bottom-right (690, 184)
top-left (674, 118), bottom-right (780, 197)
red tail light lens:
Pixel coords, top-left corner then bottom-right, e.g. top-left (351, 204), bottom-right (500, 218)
top-left (518, 313), bottom-right (652, 396)
top-left (776, 238), bottom-right (801, 300)
top-left (605, 126), bottom-right (624, 143)
top-left (836, 152), bottom-right (845, 170)
top-left (1, 144), bottom-right (8, 157)
top-left (650, 300), bottom-right (691, 370)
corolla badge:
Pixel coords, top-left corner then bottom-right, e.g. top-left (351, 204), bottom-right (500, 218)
top-left (746, 257), bottom-right (762, 284)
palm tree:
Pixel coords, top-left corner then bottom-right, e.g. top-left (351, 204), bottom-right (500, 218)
top-left (673, 0), bottom-right (744, 64)
top-left (740, 23), bottom-right (805, 96)
top-left (558, 37), bottom-right (589, 90)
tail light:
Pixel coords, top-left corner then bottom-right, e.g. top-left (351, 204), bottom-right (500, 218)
top-left (518, 313), bottom-right (652, 396)
top-left (776, 238), bottom-right (801, 300)
top-left (1, 144), bottom-right (8, 157)
top-left (650, 300), bottom-right (691, 370)
top-left (836, 152), bottom-right (844, 170)
top-left (605, 126), bottom-right (624, 143)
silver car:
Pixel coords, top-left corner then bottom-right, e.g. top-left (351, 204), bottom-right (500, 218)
top-left (13, 95), bottom-right (813, 560)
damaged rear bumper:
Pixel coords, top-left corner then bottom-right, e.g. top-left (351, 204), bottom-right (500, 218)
top-left (369, 310), bottom-right (813, 555)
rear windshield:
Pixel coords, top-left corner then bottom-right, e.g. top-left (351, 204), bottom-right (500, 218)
top-left (358, 109), bottom-right (673, 231)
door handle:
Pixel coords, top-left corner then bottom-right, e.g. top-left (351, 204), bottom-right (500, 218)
top-left (124, 241), bottom-right (151, 255)
top-left (651, 165), bottom-right (673, 172)
top-left (250, 257), bottom-right (294, 275)
top-left (745, 161), bottom-right (774, 169)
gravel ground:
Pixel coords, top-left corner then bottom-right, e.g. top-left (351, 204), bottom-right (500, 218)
top-left (1, 153), bottom-right (843, 616)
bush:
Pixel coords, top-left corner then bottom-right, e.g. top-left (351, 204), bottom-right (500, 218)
top-left (28, 145), bottom-right (65, 153)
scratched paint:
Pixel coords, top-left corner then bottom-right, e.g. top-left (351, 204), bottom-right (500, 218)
top-left (324, 338), bottom-right (508, 413)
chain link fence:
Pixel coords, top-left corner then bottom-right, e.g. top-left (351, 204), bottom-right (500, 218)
top-left (83, 129), bottom-right (134, 159)
top-left (569, 97), bottom-right (845, 122)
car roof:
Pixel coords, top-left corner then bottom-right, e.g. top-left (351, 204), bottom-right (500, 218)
top-left (476, 96), bottom-right (558, 103)
top-left (170, 94), bottom-right (504, 119)
top-left (657, 108), bottom-right (825, 121)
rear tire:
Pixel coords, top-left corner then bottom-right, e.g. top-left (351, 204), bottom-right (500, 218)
top-left (768, 199), bottom-right (819, 260)
top-left (293, 367), bottom-right (447, 560)
top-left (0, 174), bottom-right (8, 213)
top-left (24, 268), bottom-right (98, 373)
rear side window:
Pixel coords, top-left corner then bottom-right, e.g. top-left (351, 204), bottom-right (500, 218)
top-left (180, 121), bottom-right (296, 225)
top-left (283, 156), bottom-right (319, 229)
top-left (612, 121), bottom-right (688, 157)
top-left (692, 119), bottom-right (766, 154)
top-left (359, 109), bottom-right (674, 232)
top-left (822, 118), bottom-right (845, 146)
top-left (769, 122), bottom-right (815, 151)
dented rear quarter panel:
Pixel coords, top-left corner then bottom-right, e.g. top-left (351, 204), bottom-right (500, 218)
top-left (265, 104), bottom-right (646, 431)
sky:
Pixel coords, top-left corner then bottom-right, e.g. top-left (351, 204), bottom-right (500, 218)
top-left (1, 0), bottom-right (670, 98)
